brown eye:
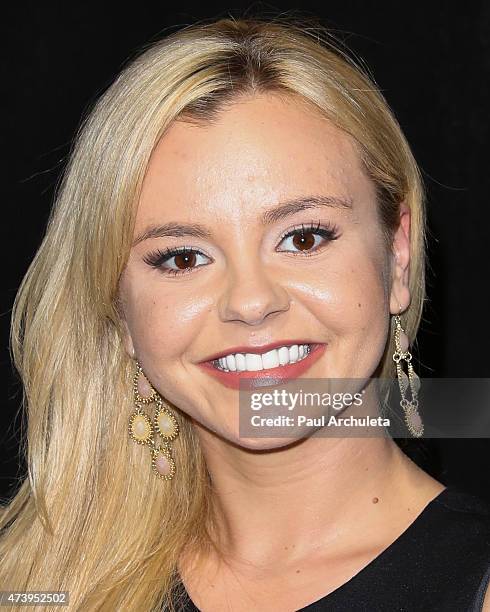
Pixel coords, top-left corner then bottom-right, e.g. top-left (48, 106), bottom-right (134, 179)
top-left (174, 252), bottom-right (197, 270)
top-left (277, 223), bottom-right (340, 254)
top-left (292, 231), bottom-right (316, 251)
top-left (143, 247), bottom-right (210, 276)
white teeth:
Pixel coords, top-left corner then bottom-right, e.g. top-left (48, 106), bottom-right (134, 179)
top-left (262, 348), bottom-right (280, 369)
top-left (289, 344), bottom-right (299, 363)
top-left (213, 344), bottom-right (312, 373)
top-left (278, 346), bottom-right (290, 365)
top-left (245, 353), bottom-right (264, 371)
top-left (235, 353), bottom-right (246, 372)
top-left (226, 355), bottom-right (236, 371)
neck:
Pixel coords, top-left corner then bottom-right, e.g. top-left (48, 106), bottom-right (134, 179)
top-left (192, 425), bottom-right (431, 570)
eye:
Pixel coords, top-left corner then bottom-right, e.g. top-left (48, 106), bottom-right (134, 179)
top-left (277, 221), bottom-right (340, 255)
top-left (143, 246), bottom-right (211, 276)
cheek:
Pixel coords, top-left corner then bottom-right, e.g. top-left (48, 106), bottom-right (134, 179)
top-left (300, 239), bottom-right (387, 322)
top-left (120, 270), bottom-right (211, 362)
top-left (294, 239), bottom-right (389, 373)
top-left (307, 270), bottom-right (386, 337)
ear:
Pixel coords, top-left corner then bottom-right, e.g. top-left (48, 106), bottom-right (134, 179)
top-left (389, 201), bottom-right (411, 315)
top-left (120, 312), bottom-right (136, 360)
top-left (115, 283), bottom-right (137, 360)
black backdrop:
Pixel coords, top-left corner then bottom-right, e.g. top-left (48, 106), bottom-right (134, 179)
top-left (2, 2), bottom-right (489, 502)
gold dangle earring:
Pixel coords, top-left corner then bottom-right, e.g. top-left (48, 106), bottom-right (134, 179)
top-left (392, 308), bottom-right (424, 438)
top-left (128, 360), bottom-right (180, 480)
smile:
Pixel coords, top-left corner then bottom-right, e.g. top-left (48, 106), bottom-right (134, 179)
top-left (197, 343), bottom-right (327, 390)
top-left (213, 343), bottom-right (312, 372)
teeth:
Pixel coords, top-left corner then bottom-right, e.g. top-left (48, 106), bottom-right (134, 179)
top-left (213, 344), bottom-right (312, 373)
top-left (226, 355), bottom-right (236, 371)
top-left (262, 348), bottom-right (279, 369)
top-left (245, 353), bottom-right (263, 371)
top-left (278, 346), bottom-right (290, 365)
top-left (289, 344), bottom-right (299, 363)
top-left (235, 353), bottom-right (246, 372)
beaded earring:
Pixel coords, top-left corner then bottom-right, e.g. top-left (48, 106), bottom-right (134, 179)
top-left (128, 360), bottom-right (180, 480)
top-left (392, 312), bottom-right (424, 438)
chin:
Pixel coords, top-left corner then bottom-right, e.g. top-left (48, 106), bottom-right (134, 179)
top-left (230, 435), bottom-right (309, 452)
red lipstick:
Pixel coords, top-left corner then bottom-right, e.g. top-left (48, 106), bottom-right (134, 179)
top-left (197, 343), bottom-right (327, 390)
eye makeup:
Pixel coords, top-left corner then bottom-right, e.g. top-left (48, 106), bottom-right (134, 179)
top-left (142, 219), bottom-right (340, 276)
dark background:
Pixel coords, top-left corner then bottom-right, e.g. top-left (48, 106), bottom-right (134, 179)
top-left (2, 2), bottom-right (489, 502)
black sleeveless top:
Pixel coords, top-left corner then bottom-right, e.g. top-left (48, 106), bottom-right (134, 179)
top-left (173, 487), bottom-right (490, 611)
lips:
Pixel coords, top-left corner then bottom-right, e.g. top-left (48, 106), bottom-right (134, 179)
top-left (197, 343), bottom-right (327, 390)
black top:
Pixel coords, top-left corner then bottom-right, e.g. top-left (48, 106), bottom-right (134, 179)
top-left (173, 486), bottom-right (490, 611)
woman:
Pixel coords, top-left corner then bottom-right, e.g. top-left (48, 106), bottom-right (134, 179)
top-left (1, 15), bottom-right (489, 612)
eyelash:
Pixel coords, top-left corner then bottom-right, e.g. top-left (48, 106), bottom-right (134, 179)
top-left (142, 220), bottom-right (340, 276)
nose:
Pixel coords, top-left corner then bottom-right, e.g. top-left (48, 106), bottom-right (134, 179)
top-left (217, 262), bottom-right (291, 326)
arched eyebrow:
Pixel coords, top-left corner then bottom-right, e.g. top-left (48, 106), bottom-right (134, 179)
top-left (132, 194), bottom-right (352, 247)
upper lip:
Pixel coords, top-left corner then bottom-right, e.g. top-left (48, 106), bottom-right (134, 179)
top-left (199, 340), bottom-right (323, 363)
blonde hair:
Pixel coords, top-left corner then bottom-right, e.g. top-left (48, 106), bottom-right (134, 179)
top-left (0, 15), bottom-right (426, 611)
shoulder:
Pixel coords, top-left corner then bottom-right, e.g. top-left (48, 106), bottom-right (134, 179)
top-left (423, 486), bottom-right (490, 611)
top-left (425, 486), bottom-right (490, 563)
top-left (433, 485), bottom-right (490, 517)
top-left (360, 486), bottom-right (490, 611)
top-left (429, 485), bottom-right (490, 540)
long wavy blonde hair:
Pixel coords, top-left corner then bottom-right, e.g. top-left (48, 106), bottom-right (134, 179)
top-left (0, 15), bottom-right (426, 611)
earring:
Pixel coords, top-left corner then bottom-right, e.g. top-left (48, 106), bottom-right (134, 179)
top-left (392, 310), bottom-right (424, 438)
top-left (128, 360), bottom-right (180, 480)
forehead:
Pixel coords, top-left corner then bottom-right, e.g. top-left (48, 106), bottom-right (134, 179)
top-left (136, 93), bottom-right (376, 225)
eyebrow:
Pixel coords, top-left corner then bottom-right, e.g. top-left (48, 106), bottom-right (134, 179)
top-left (132, 194), bottom-right (353, 246)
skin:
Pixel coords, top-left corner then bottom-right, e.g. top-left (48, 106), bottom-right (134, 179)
top-left (119, 93), bottom-right (446, 611)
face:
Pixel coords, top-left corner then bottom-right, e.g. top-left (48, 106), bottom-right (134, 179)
top-left (118, 93), bottom-right (410, 448)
